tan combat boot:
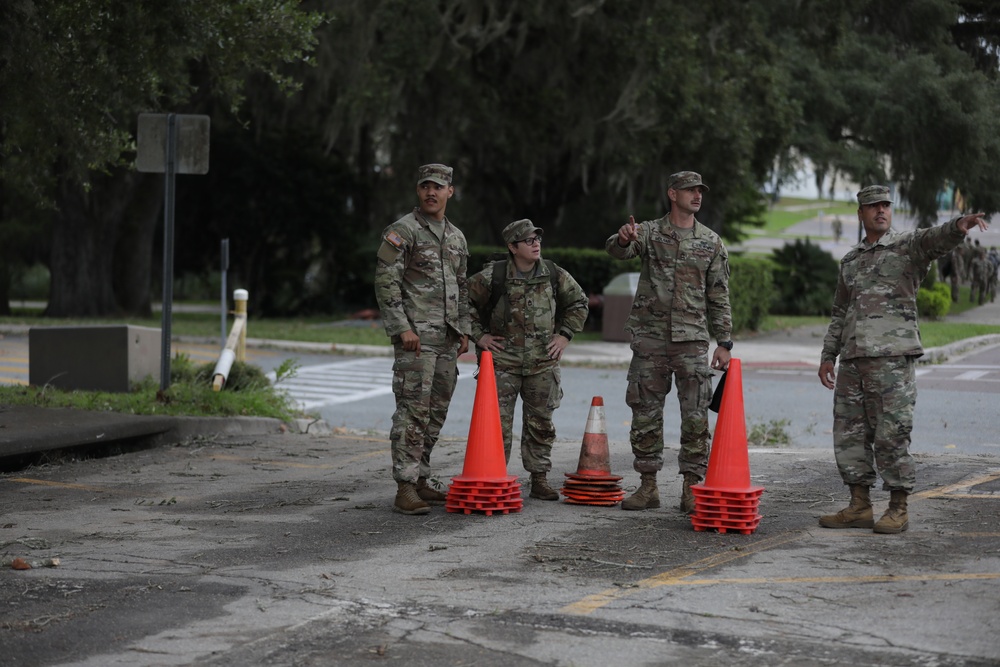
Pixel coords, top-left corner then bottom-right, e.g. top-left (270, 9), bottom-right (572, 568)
top-left (416, 477), bottom-right (447, 505)
top-left (529, 473), bottom-right (559, 501)
top-left (622, 472), bottom-right (660, 511)
top-left (818, 484), bottom-right (874, 528)
top-left (679, 472), bottom-right (701, 515)
top-left (873, 490), bottom-right (909, 534)
top-left (393, 482), bottom-right (431, 515)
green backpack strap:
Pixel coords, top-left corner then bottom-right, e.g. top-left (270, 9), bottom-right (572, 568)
top-left (484, 258), bottom-right (508, 327)
top-left (483, 258), bottom-right (561, 329)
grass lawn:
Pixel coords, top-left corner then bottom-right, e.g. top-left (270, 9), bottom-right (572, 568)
top-left (4, 299), bottom-right (998, 350)
top-left (760, 198), bottom-right (858, 234)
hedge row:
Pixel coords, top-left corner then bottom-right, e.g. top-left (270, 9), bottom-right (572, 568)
top-left (468, 246), bottom-right (776, 334)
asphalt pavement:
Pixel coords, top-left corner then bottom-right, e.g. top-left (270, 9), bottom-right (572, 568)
top-left (3, 286), bottom-right (1000, 665)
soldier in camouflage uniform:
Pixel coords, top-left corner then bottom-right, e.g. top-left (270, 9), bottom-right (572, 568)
top-left (940, 245), bottom-right (964, 303)
top-left (969, 239), bottom-right (990, 305)
top-left (818, 185), bottom-right (988, 534)
top-left (988, 247), bottom-right (999, 302)
top-left (468, 219), bottom-right (589, 500)
top-left (605, 171), bottom-right (733, 514)
top-left (374, 163), bottom-right (470, 515)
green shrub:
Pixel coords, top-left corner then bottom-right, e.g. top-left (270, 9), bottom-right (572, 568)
top-left (917, 281), bottom-right (951, 320)
top-left (770, 239), bottom-right (839, 316)
top-left (468, 245), bottom-right (774, 334)
top-left (729, 255), bottom-right (774, 333)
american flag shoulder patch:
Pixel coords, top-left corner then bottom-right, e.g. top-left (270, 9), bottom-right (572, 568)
top-left (385, 231), bottom-right (404, 248)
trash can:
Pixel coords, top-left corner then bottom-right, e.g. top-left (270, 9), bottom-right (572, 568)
top-left (601, 272), bottom-right (639, 342)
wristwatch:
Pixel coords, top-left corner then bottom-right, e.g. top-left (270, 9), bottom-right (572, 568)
top-left (718, 340), bottom-right (734, 351)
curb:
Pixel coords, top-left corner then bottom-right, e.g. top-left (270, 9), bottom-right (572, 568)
top-left (919, 334), bottom-right (1000, 365)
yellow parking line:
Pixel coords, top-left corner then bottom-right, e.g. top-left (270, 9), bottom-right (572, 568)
top-left (561, 480), bottom-right (1000, 617)
top-left (660, 573), bottom-right (1000, 586)
top-left (915, 470), bottom-right (1000, 499)
top-left (6, 478), bottom-right (110, 493)
top-left (207, 448), bottom-right (385, 468)
top-left (562, 532), bottom-right (804, 615)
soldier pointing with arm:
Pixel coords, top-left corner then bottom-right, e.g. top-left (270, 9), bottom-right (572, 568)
top-left (818, 185), bottom-right (988, 534)
top-left (606, 171), bottom-right (733, 514)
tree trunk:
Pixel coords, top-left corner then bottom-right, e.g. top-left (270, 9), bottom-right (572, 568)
top-left (0, 260), bottom-right (11, 316)
top-left (47, 168), bottom-right (148, 317)
top-left (114, 174), bottom-right (163, 317)
top-left (0, 177), bottom-right (9, 316)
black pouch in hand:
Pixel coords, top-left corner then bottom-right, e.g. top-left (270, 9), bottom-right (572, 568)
top-left (709, 371), bottom-right (727, 413)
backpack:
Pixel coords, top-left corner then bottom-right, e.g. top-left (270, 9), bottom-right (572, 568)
top-left (479, 256), bottom-right (560, 329)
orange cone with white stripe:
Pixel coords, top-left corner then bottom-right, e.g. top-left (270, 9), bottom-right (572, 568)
top-left (561, 397), bottom-right (625, 506)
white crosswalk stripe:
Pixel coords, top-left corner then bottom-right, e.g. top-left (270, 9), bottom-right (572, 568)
top-left (270, 357), bottom-right (397, 409)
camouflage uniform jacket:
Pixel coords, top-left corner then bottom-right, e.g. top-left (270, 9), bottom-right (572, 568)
top-left (468, 259), bottom-right (589, 374)
top-left (605, 216), bottom-right (732, 343)
top-left (821, 218), bottom-right (967, 364)
top-left (374, 208), bottom-right (470, 345)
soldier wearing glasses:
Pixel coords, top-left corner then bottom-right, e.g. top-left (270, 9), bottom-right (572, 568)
top-left (606, 171), bottom-right (733, 514)
top-left (468, 219), bottom-right (589, 501)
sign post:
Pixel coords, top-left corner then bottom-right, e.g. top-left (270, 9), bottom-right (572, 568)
top-left (220, 238), bottom-right (230, 348)
top-left (136, 113), bottom-right (210, 390)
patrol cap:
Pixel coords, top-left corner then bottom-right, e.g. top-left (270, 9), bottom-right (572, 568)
top-left (667, 171), bottom-right (709, 192)
top-left (857, 185), bottom-right (893, 205)
top-left (416, 163), bottom-right (453, 186)
top-left (503, 219), bottom-right (543, 245)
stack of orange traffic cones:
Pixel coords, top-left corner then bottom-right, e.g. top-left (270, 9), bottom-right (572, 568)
top-left (446, 351), bottom-right (523, 516)
top-left (690, 358), bottom-right (764, 534)
top-left (560, 397), bottom-right (625, 506)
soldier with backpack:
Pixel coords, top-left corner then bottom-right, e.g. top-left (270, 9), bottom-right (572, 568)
top-left (468, 219), bottom-right (589, 500)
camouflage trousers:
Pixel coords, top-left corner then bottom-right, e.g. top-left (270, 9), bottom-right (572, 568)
top-left (625, 336), bottom-right (713, 477)
top-left (971, 276), bottom-right (990, 305)
top-left (389, 337), bottom-right (460, 483)
top-left (832, 356), bottom-right (916, 492)
top-left (494, 365), bottom-right (562, 472)
top-left (949, 272), bottom-right (961, 302)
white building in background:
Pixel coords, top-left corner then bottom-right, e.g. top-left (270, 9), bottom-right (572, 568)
top-left (775, 160), bottom-right (860, 203)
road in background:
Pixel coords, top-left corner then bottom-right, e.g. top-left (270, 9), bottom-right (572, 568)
top-left (3, 332), bottom-right (1000, 455)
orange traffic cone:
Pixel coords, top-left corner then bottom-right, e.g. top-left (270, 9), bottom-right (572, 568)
top-left (446, 351), bottom-right (522, 516)
top-left (561, 397), bottom-right (625, 506)
top-left (689, 358), bottom-right (764, 534)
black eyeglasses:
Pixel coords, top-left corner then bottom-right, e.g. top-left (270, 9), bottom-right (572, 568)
top-left (516, 236), bottom-right (541, 246)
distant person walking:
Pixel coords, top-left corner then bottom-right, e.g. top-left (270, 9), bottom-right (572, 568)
top-left (988, 247), bottom-right (999, 302)
top-left (938, 246), bottom-right (964, 303)
top-left (818, 185), bottom-right (988, 534)
top-left (468, 219), bottom-right (589, 500)
top-left (969, 239), bottom-right (990, 305)
top-left (832, 217), bottom-right (843, 243)
top-left (606, 171), bottom-right (733, 514)
top-left (374, 163), bottom-right (470, 515)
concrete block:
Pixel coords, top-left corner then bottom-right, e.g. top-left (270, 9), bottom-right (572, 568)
top-left (29, 325), bottom-right (161, 392)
